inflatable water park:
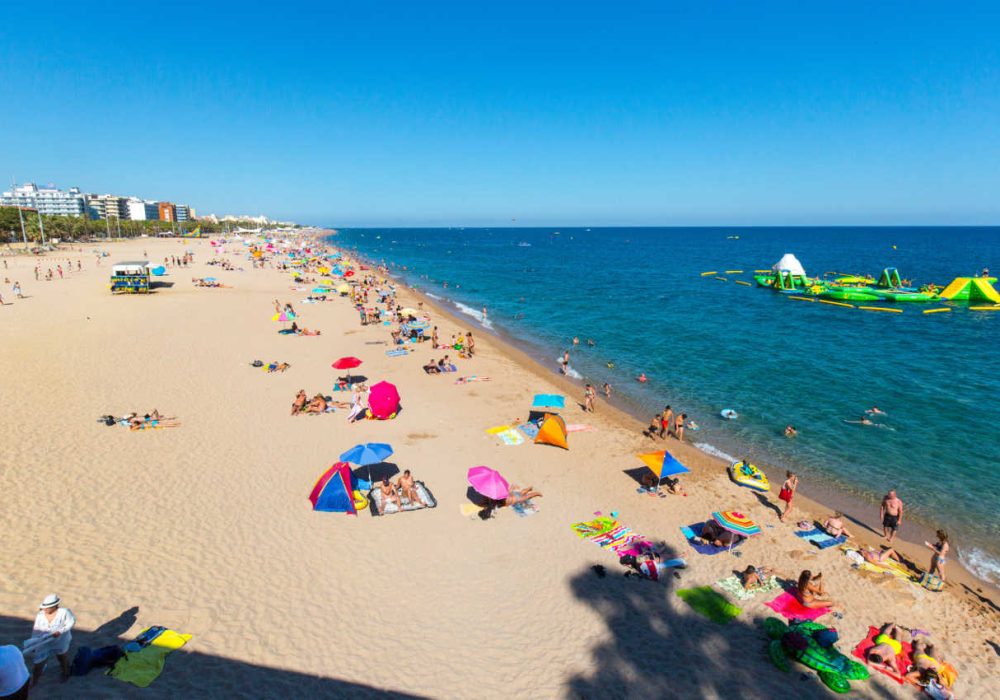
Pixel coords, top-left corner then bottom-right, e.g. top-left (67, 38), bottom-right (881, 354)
top-left (703, 254), bottom-right (1000, 315)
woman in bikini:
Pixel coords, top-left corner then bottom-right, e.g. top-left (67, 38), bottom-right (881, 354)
top-left (291, 390), bottom-right (308, 415)
top-left (925, 530), bottom-right (949, 581)
top-left (795, 570), bottom-right (838, 609)
top-left (905, 633), bottom-right (944, 686)
top-left (504, 484), bottom-right (543, 506)
top-left (866, 622), bottom-right (903, 675)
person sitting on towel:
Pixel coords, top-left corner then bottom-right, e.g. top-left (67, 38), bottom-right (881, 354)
top-left (423, 359), bottom-right (440, 374)
top-left (697, 520), bottom-right (738, 547)
top-left (378, 476), bottom-right (402, 514)
top-left (822, 512), bottom-right (853, 539)
top-left (396, 470), bottom-right (428, 508)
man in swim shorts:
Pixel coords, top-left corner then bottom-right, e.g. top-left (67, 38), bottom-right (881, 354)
top-left (396, 470), bottom-right (428, 508)
top-left (880, 490), bottom-right (904, 543)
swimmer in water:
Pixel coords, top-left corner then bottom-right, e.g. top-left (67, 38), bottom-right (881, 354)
top-left (572, 336), bottom-right (579, 345)
top-left (866, 406), bottom-right (886, 415)
top-left (637, 373), bottom-right (648, 383)
top-left (586, 338), bottom-right (595, 346)
top-left (860, 415), bottom-right (874, 425)
top-left (606, 361), bottom-right (615, 369)
top-left (784, 425), bottom-right (797, 437)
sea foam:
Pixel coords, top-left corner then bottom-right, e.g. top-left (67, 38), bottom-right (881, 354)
top-left (694, 443), bottom-right (737, 464)
top-left (454, 301), bottom-right (494, 329)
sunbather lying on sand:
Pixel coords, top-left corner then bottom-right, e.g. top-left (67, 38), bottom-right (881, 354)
top-left (905, 632), bottom-right (948, 688)
top-left (867, 622), bottom-right (904, 674)
top-left (423, 360), bottom-right (440, 374)
top-left (266, 362), bottom-right (291, 373)
top-left (860, 545), bottom-right (901, 566)
top-left (291, 390), bottom-right (307, 415)
top-left (504, 485), bottom-right (542, 506)
top-left (304, 394), bottom-right (328, 414)
top-left (127, 410), bottom-right (179, 430)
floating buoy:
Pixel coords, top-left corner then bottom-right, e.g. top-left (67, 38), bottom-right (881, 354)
top-left (859, 306), bottom-right (903, 313)
top-left (734, 280), bottom-right (752, 287)
top-left (923, 307), bottom-right (952, 314)
top-left (754, 269), bottom-right (771, 273)
top-left (819, 299), bottom-right (855, 308)
top-left (714, 276), bottom-right (728, 282)
top-left (788, 296), bottom-right (816, 302)
top-left (724, 269), bottom-right (744, 274)
top-left (970, 305), bottom-right (1000, 311)
top-left (701, 271), bottom-right (717, 276)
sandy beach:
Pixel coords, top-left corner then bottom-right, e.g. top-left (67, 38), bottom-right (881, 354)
top-left (1, 236), bottom-right (997, 699)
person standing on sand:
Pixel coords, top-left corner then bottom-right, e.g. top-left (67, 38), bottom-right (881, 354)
top-left (924, 530), bottom-right (949, 581)
top-left (778, 471), bottom-right (799, 522)
top-left (559, 350), bottom-right (569, 375)
top-left (584, 384), bottom-right (596, 413)
top-left (674, 413), bottom-right (687, 441)
top-left (466, 332), bottom-right (475, 357)
top-left (880, 490), bottom-right (904, 543)
top-left (603, 382), bottom-right (611, 400)
top-left (659, 406), bottom-right (673, 439)
top-left (26, 595), bottom-right (75, 685)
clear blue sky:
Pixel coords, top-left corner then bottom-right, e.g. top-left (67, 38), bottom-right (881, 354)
top-left (2, 1), bottom-right (998, 226)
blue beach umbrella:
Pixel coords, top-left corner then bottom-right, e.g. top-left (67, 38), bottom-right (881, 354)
top-left (532, 394), bottom-right (565, 410)
top-left (340, 442), bottom-right (395, 488)
top-left (637, 450), bottom-right (690, 480)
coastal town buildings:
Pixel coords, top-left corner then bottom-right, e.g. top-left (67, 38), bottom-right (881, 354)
top-left (0, 183), bottom-right (87, 216)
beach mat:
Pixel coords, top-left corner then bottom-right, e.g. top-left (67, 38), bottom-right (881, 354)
top-left (108, 628), bottom-right (191, 688)
top-left (369, 481), bottom-right (437, 517)
top-left (675, 586), bottom-right (742, 624)
top-left (486, 425), bottom-right (525, 446)
top-left (715, 574), bottom-right (781, 601)
top-left (764, 592), bottom-right (830, 621)
top-left (851, 626), bottom-right (912, 684)
top-left (795, 527), bottom-right (847, 550)
top-left (385, 348), bottom-right (408, 357)
top-left (516, 422), bottom-right (539, 439)
top-left (680, 523), bottom-right (744, 555)
top-left (512, 500), bottom-right (539, 517)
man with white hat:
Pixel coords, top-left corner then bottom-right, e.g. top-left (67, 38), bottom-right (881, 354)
top-left (0, 644), bottom-right (30, 699)
top-left (24, 595), bottom-right (75, 685)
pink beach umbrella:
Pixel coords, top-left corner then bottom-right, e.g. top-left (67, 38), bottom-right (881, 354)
top-left (467, 466), bottom-right (509, 500)
top-left (368, 381), bottom-right (400, 419)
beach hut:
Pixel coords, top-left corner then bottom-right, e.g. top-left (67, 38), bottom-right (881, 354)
top-left (534, 413), bottom-right (568, 450)
top-left (309, 462), bottom-right (357, 515)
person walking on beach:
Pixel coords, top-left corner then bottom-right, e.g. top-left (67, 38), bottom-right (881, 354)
top-left (466, 332), bottom-right (475, 357)
top-left (603, 382), bottom-right (612, 400)
top-left (431, 326), bottom-right (439, 349)
top-left (584, 384), bottom-right (596, 413)
top-left (659, 406), bottom-right (673, 439)
top-left (559, 350), bottom-right (569, 375)
top-left (778, 471), bottom-right (799, 522)
top-left (924, 530), bottom-right (949, 582)
top-left (26, 594), bottom-right (75, 685)
top-left (880, 490), bottom-right (903, 543)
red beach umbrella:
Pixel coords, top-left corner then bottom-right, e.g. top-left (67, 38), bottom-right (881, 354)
top-left (332, 356), bottom-right (363, 385)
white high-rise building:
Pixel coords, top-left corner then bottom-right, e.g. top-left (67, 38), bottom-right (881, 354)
top-left (86, 194), bottom-right (129, 220)
top-left (126, 198), bottom-right (160, 221)
top-left (1, 183), bottom-right (87, 217)
top-left (175, 204), bottom-right (190, 222)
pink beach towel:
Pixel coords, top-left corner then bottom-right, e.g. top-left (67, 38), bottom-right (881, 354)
top-left (851, 626), bottom-right (912, 684)
top-left (764, 592), bottom-right (831, 621)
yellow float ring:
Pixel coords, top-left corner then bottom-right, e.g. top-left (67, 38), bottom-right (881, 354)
top-left (352, 490), bottom-right (368, 510)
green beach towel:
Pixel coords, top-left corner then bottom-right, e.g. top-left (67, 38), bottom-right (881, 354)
top-left (676, 586), bottom-right (742, 624)
top-left (109, 628), bottom-right (191, 688)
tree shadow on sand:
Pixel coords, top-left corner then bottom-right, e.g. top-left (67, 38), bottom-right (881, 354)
top-left (0, 611), bottom-right (424, 699)
top-left (564, 544), bottom-right (901, 700)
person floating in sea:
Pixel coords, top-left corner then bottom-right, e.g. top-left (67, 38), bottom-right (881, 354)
top-left (866, 406), bottom-right (887, 415)
top-left (572, 336), bottom-right (579, 346)
top-left (586, 338), bottom-right (595, 347)
top-left (784, 425), bottom-right (797, 437)
top-left (880, 489), bottom-right (904, 543)
top-left (606, 360), bottom-right (615, 369)
top-left (636, 372), bottom-right (648, 383)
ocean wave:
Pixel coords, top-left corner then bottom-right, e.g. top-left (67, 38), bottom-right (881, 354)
top-left (453, 301), bottom-right (494, 329)
top-left (552, 356), bottom-right (583, 380)
top-left (693, 442), bottom-right (737, 464)
top-left (426, 292), bottom-right (442, 300)
top-left (959, 548), bottom-right (1000, 588)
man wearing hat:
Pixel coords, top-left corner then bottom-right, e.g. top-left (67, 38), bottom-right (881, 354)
top-left (24, 595), bottom-right (75, 685)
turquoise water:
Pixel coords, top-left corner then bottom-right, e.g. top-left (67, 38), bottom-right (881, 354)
top-left (331, 227), bottom-right (1000, 585)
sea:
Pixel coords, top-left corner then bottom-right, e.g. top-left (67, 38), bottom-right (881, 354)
top-left (329, 227), bottom-right (1000, 586)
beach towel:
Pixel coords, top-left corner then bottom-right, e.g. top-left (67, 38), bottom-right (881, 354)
top-left (676, 587), bottom-right (742, 624)
top-left (571, 517), bottom-right (659, 559)
top-left (680, 523), bottom-right (744, 555)
top-left (795, 527), bottom-right (848, 550)
top-left (516, 422), bottom-right (540, 439)
top-left (511, 500), bottom-right (539, 517)
top-left (385, 348), bottom-right (408, 357)
top-left (486, 425), bottom-right (525, 446)
top-left (716, 574), bottom-right (782, 601)
top-left (851, 626), bottom-right (912, 684)
top-left (108, 628), bottom-right (191, 688)
top-left (460, 503), bottom-right (483, 517)
top-left (369, 481), bottom-right (437, 516)
top-left (764, 592), bottom-right (831, 621)
top-left (565, 423), bottom-right (596, 433)
top-left (844, 547), bottom-right (918, 582)
top-left (570, 516), bottom-right (619, 538)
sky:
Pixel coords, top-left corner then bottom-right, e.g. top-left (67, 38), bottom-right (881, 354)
top-left (1, 1), bottom-right (999, 226)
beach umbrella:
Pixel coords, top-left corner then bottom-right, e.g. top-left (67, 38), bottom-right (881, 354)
top-left (271, 311), bottom-right (296, 322)
top-left (332, 356), bottom-right (363, 385)
top-left (712, 510), bottom-right (762, 538)
top-left (344, 270), bottom-right (355, 277)
top-left (368, 381), bottom-right (400, 419)
top-left (637, 450), bottom-right (690, 481)
top-left (340, 442), bottom-right (395, 487)
top-left (532, 394), bottom-right (565, 410)
top-left (399, 307), bottom-right (418, 317)
top-left (336, 283), bottom-right (350, 294)
top-left (467, 466), bottom-right (509, 501)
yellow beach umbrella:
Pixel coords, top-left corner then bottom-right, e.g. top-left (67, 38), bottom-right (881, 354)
top-left (336, 283), bottom-right (350, 294)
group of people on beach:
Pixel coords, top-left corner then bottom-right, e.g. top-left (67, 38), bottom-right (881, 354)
top-left (643, 405), bottom-right (689, 442)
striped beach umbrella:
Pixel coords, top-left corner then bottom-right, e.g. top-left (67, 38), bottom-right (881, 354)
top-left (712, 510), bottom-right (762, 537)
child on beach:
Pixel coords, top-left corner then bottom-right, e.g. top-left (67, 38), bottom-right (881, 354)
top-left (645, 414), bottom-right (661, 439)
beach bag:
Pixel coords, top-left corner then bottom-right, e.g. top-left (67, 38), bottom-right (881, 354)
top-left (918, 572), bottom-right (944, 592)
top-left (250, 360), bottom-right (263, 367)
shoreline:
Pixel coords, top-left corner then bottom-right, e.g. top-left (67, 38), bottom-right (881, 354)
top-left (335, 237), bottom-right (999, 603)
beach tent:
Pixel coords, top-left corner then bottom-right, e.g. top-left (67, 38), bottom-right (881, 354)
top-left (309, 462), bottom-right (356, 515)
top-left (938, 277), bottom-right (1000, 303)
top-left (534, 413), bottom-right (568, 450)
top-left (368, 381), bottom-right (400, 420)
